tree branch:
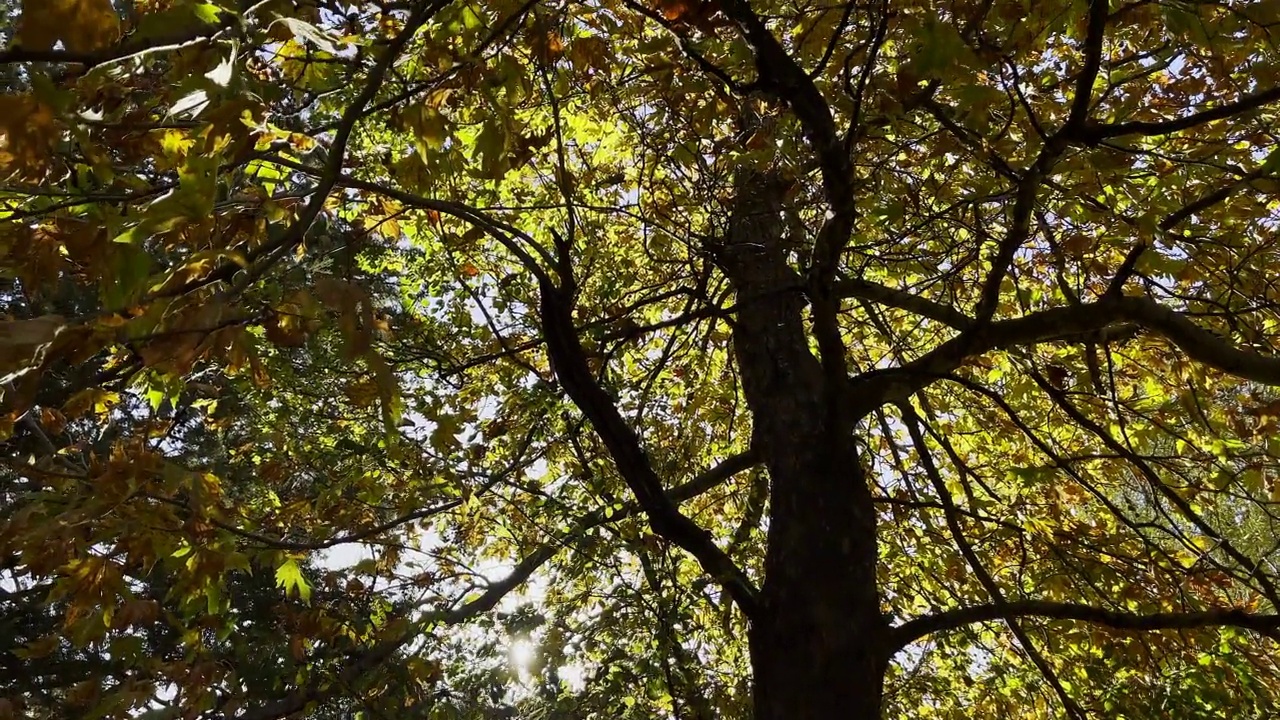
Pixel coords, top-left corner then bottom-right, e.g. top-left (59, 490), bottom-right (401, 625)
top-left (1084, 84), bottom-right (1280, 141)
top-left (229, 449), bottom-right (757, 720)
top-left (1061, 0), bottom-right (1110, 135)
top-left (892, 600), bottom-right (1280, 649)
top-left (899, 406), bottom-right (1087, 720)
top-left (0, 18), bottom-right (234, 68)
top-left (261, 153), bottom-right (556, 279)
top-left (160, 1), bottom-right (444, 301)
top-left (538, 280), bottom-right (760, 617)
top-left (834, 278), bottom-right (973, 330)
top-left (714, 0), bottom-right (857, 395)
top-left (851, 294), bottom-right (1280, 416)
top-left (1114, 295), bottom-right (1280, 384)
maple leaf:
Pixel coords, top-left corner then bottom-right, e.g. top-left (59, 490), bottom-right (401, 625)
top-left (16, 0), bottom-right (120, 53)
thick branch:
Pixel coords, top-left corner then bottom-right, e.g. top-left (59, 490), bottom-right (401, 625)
top-left (1085, 85), bottom-right (1280, 140)
top-left (539, 281), bottom-right (760, 616)
top-left (1114, 295), bottom-right (1280, 384)
top-left (714, 0), bottom-right (858, 394)
top-left (835, 278), bottom-right (973, 330)
top-left (893, 600), bottom-right (1280, 648)
top-left (1061, 0), bottom-right (1109, 135)
top-left (852, 294), bottom-right (1280, 416)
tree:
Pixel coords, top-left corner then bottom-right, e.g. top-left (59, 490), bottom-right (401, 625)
top-left (5, 0), bottom-right (1280, 717)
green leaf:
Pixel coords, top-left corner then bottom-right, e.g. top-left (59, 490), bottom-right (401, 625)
top-left (102, 243), bottom-right (154, 307)
top-left (275, 558), bottom-right (312, 603)
top-left (474, 120), bottom-right (508, 178)
top-left (132, 3), bottom-right (225, 43)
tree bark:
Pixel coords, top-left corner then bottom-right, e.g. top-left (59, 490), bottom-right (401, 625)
top-left (720, 173), bottom-right (888, 719)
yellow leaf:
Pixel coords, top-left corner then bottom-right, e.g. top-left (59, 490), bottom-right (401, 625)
top-left (63, 388), bottom-right (118, 417)
top-left (402, 105), bottom-right (449, 151)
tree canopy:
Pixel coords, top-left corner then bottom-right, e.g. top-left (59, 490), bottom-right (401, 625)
top-left (6, 0), bottom-right (1280, 718)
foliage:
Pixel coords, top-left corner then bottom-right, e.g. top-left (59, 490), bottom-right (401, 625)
top-left (5, 0), bottom-right (1280, 718)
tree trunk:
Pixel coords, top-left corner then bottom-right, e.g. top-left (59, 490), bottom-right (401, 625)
top-left (721, 173), bottom-right (888, 719)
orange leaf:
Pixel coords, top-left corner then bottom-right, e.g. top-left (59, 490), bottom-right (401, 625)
top-left (656, 0), bottom-right (693, 21)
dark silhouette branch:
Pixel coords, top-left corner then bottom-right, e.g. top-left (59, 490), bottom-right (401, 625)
top-left (538, 279), bottom-right (761, 617)
top-left (1085, 84), bottom-right (1280, 141)
top-left (1061, 0), bottom-right (1110, 135)
top-left (899, 406), bottom-right (1088, 720)
top-left (893, 600), bottom-right (1280, 649)
top-left (834, 279), bottom-right (972, 330)
top-left (852, 294), bottom-right (1280, 416)
top-left (714, 0), bottom-right (857, 394)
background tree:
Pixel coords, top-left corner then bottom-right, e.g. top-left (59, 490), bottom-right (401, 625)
top-left (6, 0), bottom-right (1280, 718)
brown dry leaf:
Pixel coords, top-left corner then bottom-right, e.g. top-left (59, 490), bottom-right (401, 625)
top-left (0, 94), bottom-right (60, 181)
top-left (0, 315), bottom-right (65, 351)
top-left (18, 0), bottom-right (121, 53)
top-left (0, 316), bottom-right (98, 416)
top-left (134, 301), bottom-right (228, 374)
top-left (655, 0), bottom-right (694, 21)
top-left (1060, 233), bottom-right (1093, 256)
top-left (38, 407), bottom-right (66, 436)
top-left (264, 307), bottom-right (308, 348)
top-left (568, 37), bottom-right (610, 72)
top-left (531, 31), bottom-right (565, 64)
top-left (312, 275), bottom-right (365, 312)
top-left (344, 377), bottom-right (380, 408)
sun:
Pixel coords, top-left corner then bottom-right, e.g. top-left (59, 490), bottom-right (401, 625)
top-left (509, 639), bottom-right (537, 675)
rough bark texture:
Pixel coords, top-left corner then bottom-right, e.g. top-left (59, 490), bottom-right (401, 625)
top-left (721, 173), bottom-right (888, 719)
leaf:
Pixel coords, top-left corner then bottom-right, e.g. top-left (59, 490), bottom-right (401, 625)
top-left (402, 104), bottom-right (450, 154)
top-left (273, 16), bottom-right (342, 54)
top-left (132, 3), bottom-right (225, 44)
top-left (911, 18), bottom-right (974, 78)
top-left (460, 5), bottom-right (485, 29)
top-left (169, 90), bottom-right (211, 118)
top-left (0, 93), bottom-right (59, 181)
top-left (102, 243), bottom-right (154, 308)
top-left (0, 315), bottom-right (69, 412)
top-left (275, 558), bottom-right (311, 603)
top-left (473, 120), bottom-right (508, 178)
top-left (17, 0), bottom-right (120, 53)
top-left (568, 37), bottom-right (611, 73)
top-left (205, 45), bottom-right (239, 87)
top-left (0, 315), bottom-right (65, 356)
